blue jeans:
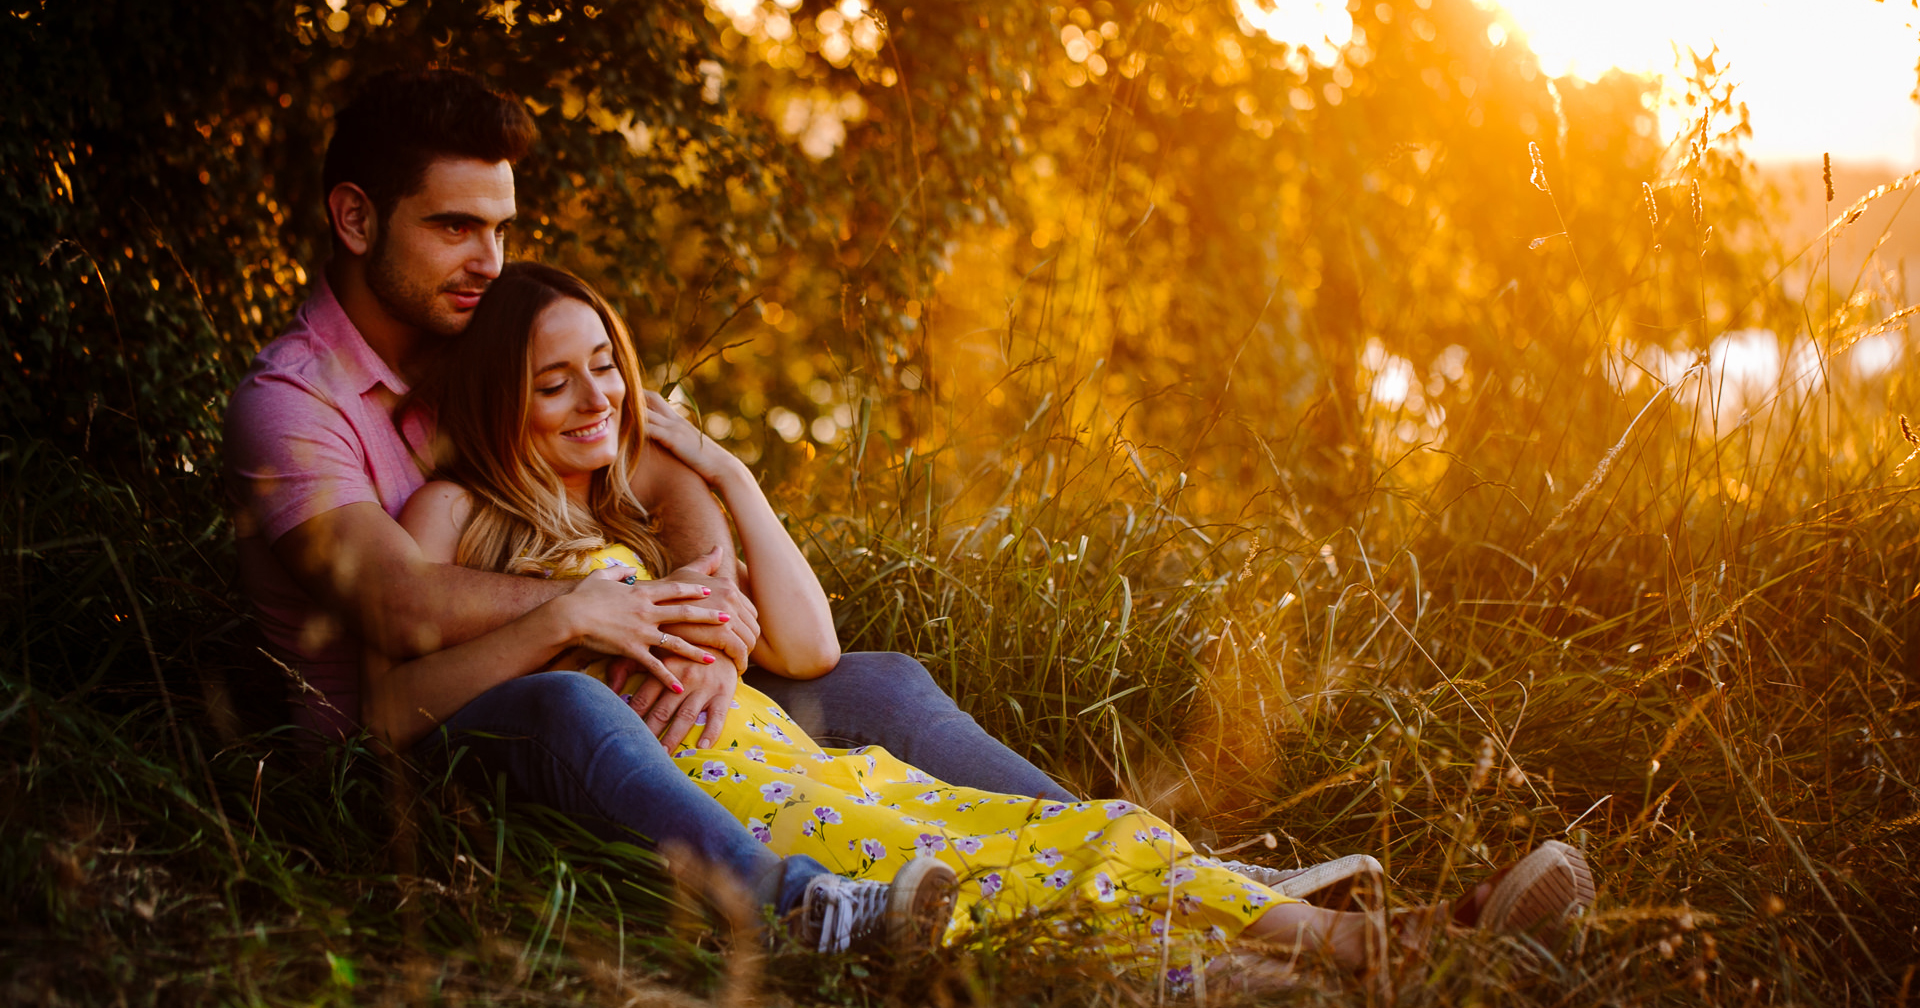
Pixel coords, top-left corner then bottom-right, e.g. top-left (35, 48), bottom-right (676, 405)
top-left (418, 652), bottom-right (1073, 915)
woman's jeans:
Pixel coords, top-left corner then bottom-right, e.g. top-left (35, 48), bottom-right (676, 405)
top-left (416, 652), bottom-right (1074, 916)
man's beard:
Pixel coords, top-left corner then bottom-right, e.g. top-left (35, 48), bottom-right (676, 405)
top-left (364, 231), bottom-right (474, 338)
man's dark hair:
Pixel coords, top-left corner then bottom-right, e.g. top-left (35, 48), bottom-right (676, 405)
top-left (322, 68), bottom-right (536, 232)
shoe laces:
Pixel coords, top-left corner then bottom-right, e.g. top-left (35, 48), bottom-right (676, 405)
top-left (805, 875), bottom-right (891, 953)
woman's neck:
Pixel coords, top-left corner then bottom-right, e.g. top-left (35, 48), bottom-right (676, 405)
top-left (561, 473), bottom-right (594, 510)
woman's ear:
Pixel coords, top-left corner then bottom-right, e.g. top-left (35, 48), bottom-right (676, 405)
top-left (328, 182), bottom-right (378, 256)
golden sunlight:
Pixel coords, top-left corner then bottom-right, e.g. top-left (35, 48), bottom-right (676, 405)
top-left (1492, 0), bottom-right (1920, 165)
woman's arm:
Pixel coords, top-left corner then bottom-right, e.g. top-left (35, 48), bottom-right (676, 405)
top-left (362, 481), bottom-right (722, 751)
top-left (643, 393), bottom-right (841, 678)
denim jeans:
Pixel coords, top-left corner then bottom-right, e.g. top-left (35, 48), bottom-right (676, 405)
top-left (418, 652), bottom-right (1074, 915)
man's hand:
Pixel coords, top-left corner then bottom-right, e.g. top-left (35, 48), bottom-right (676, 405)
top-left (661, 546), bottom-right (760, 668)
top-left (609, 651), bottom-right (740, 749)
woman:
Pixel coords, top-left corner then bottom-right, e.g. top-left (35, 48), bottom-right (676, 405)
top-left (363, 262), bottom-right (1593, 976)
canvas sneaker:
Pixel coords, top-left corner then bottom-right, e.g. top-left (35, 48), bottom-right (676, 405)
top-left (795, 855), bottom-right (957, 954)
top-left (1219, 853), bottom-right (1385, 908)
top-left (1451, 840), bottom-right (1595, 939)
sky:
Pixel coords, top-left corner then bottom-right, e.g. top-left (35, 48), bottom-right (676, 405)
top-left (1243, 0), bottom-right (1920, 167)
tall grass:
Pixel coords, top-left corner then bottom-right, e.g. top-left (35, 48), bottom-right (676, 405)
top-left (8, 130), bottom-right (1920, 1008)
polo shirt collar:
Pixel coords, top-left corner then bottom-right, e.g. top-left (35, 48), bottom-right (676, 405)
top-left (305, 275), bottom-right (412, 397)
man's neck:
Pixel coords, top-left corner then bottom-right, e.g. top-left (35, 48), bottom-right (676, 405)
top-left (326, 256), bottom-right (422, 384)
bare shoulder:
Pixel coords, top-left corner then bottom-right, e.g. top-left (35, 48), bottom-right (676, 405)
top-left (398, 480), bottom-right (475, 562)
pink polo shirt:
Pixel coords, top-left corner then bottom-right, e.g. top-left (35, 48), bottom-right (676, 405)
top-left (224, 278), bottom-right (433, 739)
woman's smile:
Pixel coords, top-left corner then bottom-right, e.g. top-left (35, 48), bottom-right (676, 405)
top-left (561, 416), bottom-right (612, 441)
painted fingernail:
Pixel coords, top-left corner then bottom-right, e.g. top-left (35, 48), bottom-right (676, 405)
top-left (702, 654), bottom-right (716, 664)
top-left (620, 693), bottom-right (635, 703)
top-left (701, 587), bottom-right (712, 596)
top-left (717, 612), bottom-right (731, 622)
top-left (670, 683), bottom-right (684, 694)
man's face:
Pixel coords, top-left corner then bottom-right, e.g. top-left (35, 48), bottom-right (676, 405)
top-left (364, 157), bottom-right (516, 338)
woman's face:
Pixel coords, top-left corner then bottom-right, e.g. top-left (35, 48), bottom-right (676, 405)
top-left (525, 297), bottom-right (626, 489)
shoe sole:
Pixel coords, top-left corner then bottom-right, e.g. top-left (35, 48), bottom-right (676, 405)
top-left (1481, 840), bottom-right (1594, 936)
top-left (885, 855), bottom-right (957, 952)
top-left (1271, 854), bottom-right (1385, 908)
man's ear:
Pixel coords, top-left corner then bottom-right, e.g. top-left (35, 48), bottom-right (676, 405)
top-left (327, 182), bottom-right (378, 257)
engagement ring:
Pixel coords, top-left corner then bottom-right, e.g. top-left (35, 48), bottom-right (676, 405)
top-left (658, 631), bottom-right (669, 646)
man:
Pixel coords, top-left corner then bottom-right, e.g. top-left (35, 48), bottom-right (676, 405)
top-left (224, 68), bottom-right (1068, 950)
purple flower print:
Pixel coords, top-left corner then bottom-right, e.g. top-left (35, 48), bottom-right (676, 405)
top-left (853, 787), bottom-right (881, 806)
top-left (1167, 866), bottom-right (1196, 885)
top-left (1093, 872), bottom-right (1117, 902)
top-left (1040, 803), bottom-right (1068, 818)
top-left (692, 711), bottom-right (708, 726)
top-left (765, 723), bottom-right (791, 743)
top-left (1103, 800), bottom-right (1135, 819)
top-left (801, 820), bottom-right (817, 837)
top-left (952, 836), bottom-right (984, 855)
top-left (1073, 802), bottom-right (1092, 812)
top-left (849, 745), bottom-right (871, 754)
top-left (917, 791), bottom-right (943, 804)
top-left (1149, 826), bottom-right (1173, 842)
top-left (731, 772), bottom-right (748, 783)
top-left (905, 769), bottom-right (935, 785)
top-left (1207, 925), bottom-right (1228, 942)
top-left (1085, 830), bottom-right (1105, 843)
top-left (748, 819), bottom-right (772, 843)
top-left (1165, 965), bottom-right (1194, 994)
top-left (759, 781), bottom-right (794, 803)
top-left (1133, 829), bottom-right (1150, 842)
top-left (1176, 893), bottom-right (1203, 914)
top-left (864, 755), bottom-right (878, 772)
top-left (729, 698), bottom-right (741, 709)
top-left (860, 838), bottom-right (887, 861)
top-left (814, 806), bottom-right (843, 824)
top-left (813, 752), bottom-right (832, 762)
top-left (1035, 847), bottom-right (1064, 867)
top-left (700, 760), bottom-right (728, 782)
top-left (1045, 868), bottom-right (1074, 889)
top-left (980, 872), bottom-right (1003, 898)
top-left (1150, 918), bottom-right (1170, 937)
top-left (1243, 888), bottom-right (1272, 908)
top-left (915, 833), bottom-right (948, 856)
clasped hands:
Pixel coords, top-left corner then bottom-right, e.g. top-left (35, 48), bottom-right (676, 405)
top-left (567, 546), bottom-right (759, 749)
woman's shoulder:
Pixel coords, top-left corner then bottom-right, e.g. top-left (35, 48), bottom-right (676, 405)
top-left (398, 480), bottom-right (476, 560)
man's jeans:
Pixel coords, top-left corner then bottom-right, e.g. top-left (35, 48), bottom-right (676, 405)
top-left (418, 652), bottom-right (1074, 915)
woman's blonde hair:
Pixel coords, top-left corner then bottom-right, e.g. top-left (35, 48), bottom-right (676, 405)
top-left (402, 261), bottom-right (670, 578)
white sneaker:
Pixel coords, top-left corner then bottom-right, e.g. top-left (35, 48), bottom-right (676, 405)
top-left (1219, 853), bottom-right (1384, 905)
top-left (795, 855), bottom-right (957, 954)
top-left (1474, 840), bottom-right (1594, 937)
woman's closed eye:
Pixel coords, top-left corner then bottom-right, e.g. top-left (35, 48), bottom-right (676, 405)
top-left (536, 380), bottom-right (568, 396)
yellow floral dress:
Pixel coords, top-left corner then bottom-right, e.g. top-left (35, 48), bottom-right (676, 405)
top-left (565, 546), bottom-right (1297, 970)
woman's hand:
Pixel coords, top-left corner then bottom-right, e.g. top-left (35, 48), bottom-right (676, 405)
top-left (643, 391), bottom-right (745, 486)
top-left (554, 572), bottom-right (728, 695)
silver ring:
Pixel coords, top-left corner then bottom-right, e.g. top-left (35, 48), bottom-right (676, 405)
top-left (657, 631), bottom-right (669, 647)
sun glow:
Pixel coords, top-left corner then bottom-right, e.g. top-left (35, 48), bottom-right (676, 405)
top-left (1491, 0), bottom-right (1920, 165)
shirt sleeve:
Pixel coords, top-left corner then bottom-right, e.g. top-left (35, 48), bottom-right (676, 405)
top-left (224, 369), bottom-right (381, 544)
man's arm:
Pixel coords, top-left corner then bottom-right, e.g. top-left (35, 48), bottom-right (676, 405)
top-left (272, 501), bottom-right (572, 659)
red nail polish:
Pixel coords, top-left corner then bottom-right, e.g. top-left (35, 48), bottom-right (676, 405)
top-left (670, 683), bottom-right (684, 694)
top-left (702, 654), bottom-right (715, 664)
top-left (702, 587), bottom-right (712, 596)
top-left (718, 613), bottom-right (730, 623)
